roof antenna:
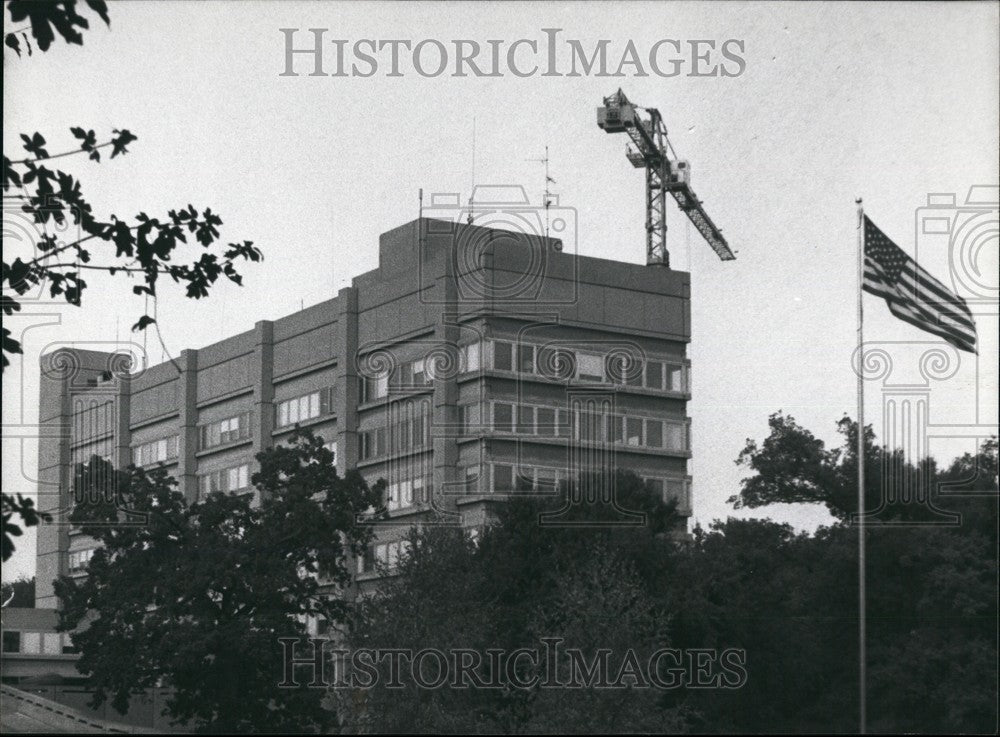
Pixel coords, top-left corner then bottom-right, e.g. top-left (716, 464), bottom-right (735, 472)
top-left (527, 145), bottom-right (554, 239)
top-left (467, 117), bottom-right (475, 224)
top-left (419, 188), bottom-right (426, 253)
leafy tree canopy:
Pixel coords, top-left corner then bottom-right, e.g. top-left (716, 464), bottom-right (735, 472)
top-left (56, 430), bottom-right (385, 733)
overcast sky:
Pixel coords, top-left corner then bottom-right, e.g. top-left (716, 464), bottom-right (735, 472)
top-left (4, 1), bottom-right (998, 582)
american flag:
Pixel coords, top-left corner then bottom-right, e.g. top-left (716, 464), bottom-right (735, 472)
top-left (863, 215), bottom-right (977, 354)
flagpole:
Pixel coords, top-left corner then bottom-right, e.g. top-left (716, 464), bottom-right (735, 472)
top-left (856, 197), bottom-right (867, 734)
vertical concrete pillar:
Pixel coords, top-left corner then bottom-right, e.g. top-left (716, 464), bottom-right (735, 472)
top-left (253, 320), bottom-right (275, 458)
top-left (335, 287), bottom-right (359, 476)
top-left (177, 349), bottom-right (199, 503)
top-left (114, 372), bottom-right (132, 469)
top-left (432, 227), bottom-right (460, 512)
top-left (34, 353), bottom-right (73, 608)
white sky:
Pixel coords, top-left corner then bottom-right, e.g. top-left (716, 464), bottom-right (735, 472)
top-left (3, 1), bottom-right (998, 582)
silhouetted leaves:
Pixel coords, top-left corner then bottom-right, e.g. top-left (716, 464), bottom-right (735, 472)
top-left (2, 492), bottom-right (51, 561)
top-left (20, 132), bottom-right (49, 159)
top-left (109, 128), bottom-right (136, 158)
top-left (5, 0), bottom-right (110, 54)
top-left (3, 129), bottom-right (263, 373)
top-left (70, 126), bottom-right (100, 160)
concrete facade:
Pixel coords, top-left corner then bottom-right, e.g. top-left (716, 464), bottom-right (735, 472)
top-left (34, 218), bottom-right (693, 608)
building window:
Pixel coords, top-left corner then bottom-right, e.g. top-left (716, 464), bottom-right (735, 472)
top-left (516, 404), bottom-right (535, 434)
top-left (625, 417), bottom-right (644, 447)
top-left (68, 548), bottom-right (95, 573)
top-left (199, 412), bottom-right (251, 450)
top-left (667, 364), bottom-right (686, 393)
top-left (645, 361), bottom-right (664, 390)
top-left (360, 371), bottom-right (390, 403)
top-left (577, 409), bottom-right (603, 442)
top-left (576, 352), bottom-right (604, 382)
top-left (43, 633), bottom-right (62, 655)
top-left (461, 342), bottom-right (481, 372)
top-left (2, 631), bottom-right (20, 653)
top-left (396, 357), bottom-right (433, 390)
top-left (537, 406), bottom-right (555, 437)
top-left (21, 632), bottom-right (41, 654)
top-left (70, 437), bottom-right (113, 468)
top-left (324, 440), bottom-right (338, 466)
top-left (493, 402), bottom-right (513, 433)
top-left (457, 403), bottom-right (475, 434)
top-left (645, 419), bottom-right (664, 449)
top-left (276, 387), bottom-right (334, 428)
top-left (357, 540), bottom-right (412, 574)
top-left (517, 344), bottom-right (535, 374)
top-left (494, 463), bottom-right (514, 492)
top-left (492, 341), bottom-right (513, 371)
top-left (462, 465), bottom-right (481, 494)
top-left (665, 423), bottom-right (687, 451)
top-left (198, 463), bottom-right (251, 497)
top-left (133, 435), bottom-right (179, 467)
top-left (360, 428), bottom-right (385, 460)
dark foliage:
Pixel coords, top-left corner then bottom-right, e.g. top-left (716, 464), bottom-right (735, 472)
top-left (55, 430), bottom-right (385, 733)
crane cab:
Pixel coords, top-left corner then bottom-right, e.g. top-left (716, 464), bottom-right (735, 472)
top-left (597, 91), bottom-right (639, 133)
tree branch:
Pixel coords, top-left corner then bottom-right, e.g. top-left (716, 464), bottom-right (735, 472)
top-left (8, 141), bottom-right (113, 166)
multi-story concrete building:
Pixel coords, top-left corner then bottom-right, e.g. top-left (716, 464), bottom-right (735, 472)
top-left (33, 216), bottom-right (693, 610)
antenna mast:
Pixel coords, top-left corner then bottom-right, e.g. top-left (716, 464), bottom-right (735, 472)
top-left (467, 117), bottom-right (476, 224)
top-left (527, 145), bottom-right (555, 239)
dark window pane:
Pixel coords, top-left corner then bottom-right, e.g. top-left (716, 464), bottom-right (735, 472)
top-left (494, 342), bottom-right (513, 371)
top-left (537, 407), bottom-right (555, 436)
top-left (645, 361), bottom-right (664, 390)
top-left (646, 419), bottom-right (663, 448)
top-left (517, 344), bottom-right (535, 374)
top-left (517, 404), bottom-right (534, 434)
top-left (494, 464), bottom-right (513, 492)
top-left (494, 403), bottom-right (513, 432)
top-left (626, 418), bottom-right (643, 446)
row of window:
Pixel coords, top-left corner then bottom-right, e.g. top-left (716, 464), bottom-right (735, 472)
top-left (360, 345), bottom-right (482, 403)
top-left (460, 462), bottom-right (691, 508)
top-left (488, 340), bottom-right (687, 392)
top-left (132, 435), bottom-right (179, 467)
top-left (385, 472), bottom-right (432, 511)
top-left (359, 401), bottom-right (432, 461)
top-left (2, 630), bottom-right (77, 655)
top-left (198, 463), bottom-right (251, 497)
top-left (357, 539), bottom-right (413, 574)
top-left (70, 437), bottom-right (113, 467)
top-left (199, 412), bottom-right (252, 450)
top-left (471, 401), bottom-right (689, 452)
top-left (357, 340), bottom-right (687, 398)
top-left (68, 548), bottom-right (95, 572)
top-left (275, 387), bottom-right (335, 429)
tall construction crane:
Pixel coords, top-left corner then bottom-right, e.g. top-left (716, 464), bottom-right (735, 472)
top-left (597, 89), bottom-right (735, 268)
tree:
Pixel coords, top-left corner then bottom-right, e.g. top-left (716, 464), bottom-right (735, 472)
top-left (2, 0), bottom-right (262, 561)
top-left (722, 421), bottom-right (998, 733)
top-left (346, 470), bottom-right (688, 733)
top-left (55, 430), bottom-right (385, 733)
top-left (0, 575), bottom-right (35, 607)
